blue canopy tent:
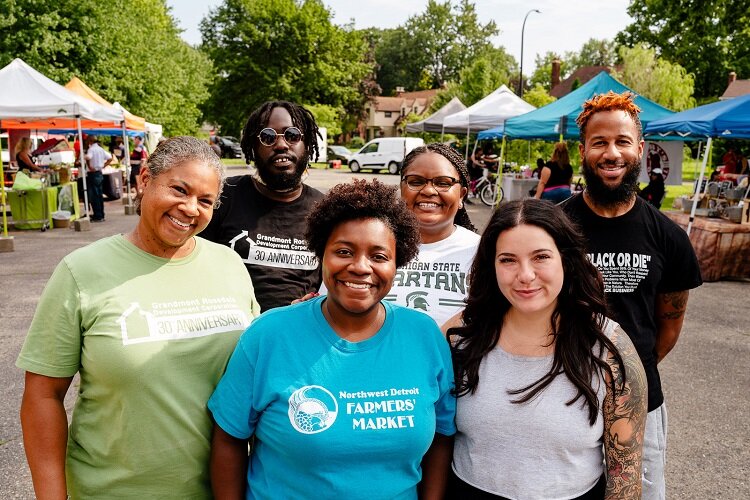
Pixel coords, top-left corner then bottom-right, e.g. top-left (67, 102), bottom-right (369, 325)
top-left (478, 71), bottom-right (674, 141)
top-left (644, 92), bottom-right (750, 233)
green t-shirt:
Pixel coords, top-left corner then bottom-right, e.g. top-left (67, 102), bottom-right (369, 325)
top-left (17, 234), bottom-right (260, 499)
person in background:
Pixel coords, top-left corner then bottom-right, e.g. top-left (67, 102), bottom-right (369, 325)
top-left (129, 135), bottom-right (149, 194)
top-left (112, 136), bottom-right (128, 165)
top-left (445, 199), bottom-right (647, 499)
top-left (532, 157), bottom-right (545, 179)
top-left (202, 100), bottom-right (324, 311)
top-left (210, 136), bottom-right (222, 158)
top-left (639, 167), bottom-right (666, 209)
top-left (721, 146), bottom-right (739, 175)
top-left (18, 136), bottom-right (260, 499)
top-left (208, 179), bottom-right (455, 499)
top-left (84, 137), bottom-right (112, 222)
top-left (468, 144), bottom-right (485, 196)
top-left (395, 143), bottom-right (479, 326)
top-left (561, 91), bottom-right (702, 499)
top-left (534, 142), bottom-right (573, 203)
top-left (14, 137), bottom-right (41, 172)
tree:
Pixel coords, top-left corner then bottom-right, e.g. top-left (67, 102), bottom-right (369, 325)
top-left (530, 52), bottom-right (565, 89)
top-left (567, 38), bottom-right (618, 69)
top-left (0, 0), bottom-right (212, 135)
top-left (617, 0), bottom-right (750, 99)
top-left (522, 84), bottom-right (556, 108)
top-left (374, 0), bottom-right (498, 93)
top-left (306, 104), bottom-right (343, 139)
top-left (200, 0), bottom-right (373, 136)
top-left (612, 44), bottom-right (696, 111)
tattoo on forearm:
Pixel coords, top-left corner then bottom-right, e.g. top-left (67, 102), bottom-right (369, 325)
top-left (659, 291), bottom-right (688, 320)
top-left (603, 327), bottom-right (647, 499)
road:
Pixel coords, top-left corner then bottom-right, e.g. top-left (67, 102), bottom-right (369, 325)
top-left (0, 166), bottom-right (748, 498)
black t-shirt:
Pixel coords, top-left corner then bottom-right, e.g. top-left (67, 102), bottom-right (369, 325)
top-left (201, 175), bottom-right (324, 312)
top-left (561, 194), bottom-right (702, 411)
top-left (545, 161), bottom-right (573, 188)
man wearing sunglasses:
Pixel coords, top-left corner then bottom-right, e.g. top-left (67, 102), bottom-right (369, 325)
top-left (202, 101), bottom-right (324, 311)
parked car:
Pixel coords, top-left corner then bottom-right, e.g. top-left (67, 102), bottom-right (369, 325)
top-left (215, 136), bottom-right (243, 159)
top-left (326, 145), bottom-right (352, 166)
top-left (348, 137), bottom-right (424, 174)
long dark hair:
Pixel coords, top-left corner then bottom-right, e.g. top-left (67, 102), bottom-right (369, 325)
top-left (449, 199), bottom-right (624, 425)
top-left (240, 100), bottom-right (320, 164)
top-left (402, 143), bottom-right (476, 232)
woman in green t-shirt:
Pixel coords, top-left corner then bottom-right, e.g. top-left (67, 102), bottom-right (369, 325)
top-left (18, 136), bottom-right (260, 499)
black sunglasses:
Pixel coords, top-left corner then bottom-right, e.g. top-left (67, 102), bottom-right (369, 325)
top-left (401, 175), bottom-right (460, 192)
top-left (257, 127), bottom-right (303, 147)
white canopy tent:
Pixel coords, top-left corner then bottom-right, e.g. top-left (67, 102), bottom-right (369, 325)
top-left (0, 58), bottom-right (124, 240)
top-left (405, 97), bottom-right (466, 137)
top-left (442, 85), bottom-right (536, 134)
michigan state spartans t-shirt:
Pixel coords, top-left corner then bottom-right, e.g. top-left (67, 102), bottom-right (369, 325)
top-left (17, 235), bottom-right (260, 499)
top-left (208, 296), bottom-right (456, 499)
top-left (386, 225), bottom-right (479, 326)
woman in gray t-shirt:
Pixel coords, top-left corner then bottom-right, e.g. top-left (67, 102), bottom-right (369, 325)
top-left (445, 199), bottom-right (647, 499)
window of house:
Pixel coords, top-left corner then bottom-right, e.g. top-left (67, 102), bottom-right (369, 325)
top-left (384, 111), bottom-right (392, 117)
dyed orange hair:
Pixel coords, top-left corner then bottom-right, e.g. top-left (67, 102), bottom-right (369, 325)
top-left (576, 91), bottom-right (643, 143)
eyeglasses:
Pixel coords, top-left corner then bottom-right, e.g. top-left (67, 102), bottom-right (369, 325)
top-left (257, 127), bottom-right (303, 147)
top-left (401, 175), bottom-right (460, 192)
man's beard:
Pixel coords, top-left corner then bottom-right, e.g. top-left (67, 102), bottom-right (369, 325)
top-left (582, 156), bottom-right (641, 207)
top-left (254, 152), bottom-right (308, 192)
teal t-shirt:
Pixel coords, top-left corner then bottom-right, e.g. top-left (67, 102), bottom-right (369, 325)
top-left (17, 235), bottom-right (261, 499)
top-left (208, 296), bottom-right (456, 500)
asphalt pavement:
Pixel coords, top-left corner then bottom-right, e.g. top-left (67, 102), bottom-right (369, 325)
top-left (0, 166), bottom-right (748, 498)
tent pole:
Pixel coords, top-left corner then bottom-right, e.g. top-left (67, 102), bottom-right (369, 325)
top-left (77, 116), bottom-right (90, 218)
top-left (688, 137), bottom-right (711, 235)
top-left (464, 126), bottom-right (470, 165)
top-left (0, 120), bottom-right (8, 239)
top-left (122, 122), bottom-right (132, 207)
top-left (440, 125), bottom-right (445, 143)
top-left (495, 131), bottom-right (507, 208)
top-left (694, 141), bottom-right (702, 179)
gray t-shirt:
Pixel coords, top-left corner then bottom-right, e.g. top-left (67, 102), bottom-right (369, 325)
top-left (453, 319), bottom-right (618, 499)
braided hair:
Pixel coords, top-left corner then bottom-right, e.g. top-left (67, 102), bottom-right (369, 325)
top-left (240, 101), bottom-right (320, 164)
top-left (402, 143), bottom-right (477, 233)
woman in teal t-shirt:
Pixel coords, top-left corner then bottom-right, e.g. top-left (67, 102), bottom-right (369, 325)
top-left (209, 179), bottom-right (456, 499)
top-left (18, 137), bottom-right (260, 499)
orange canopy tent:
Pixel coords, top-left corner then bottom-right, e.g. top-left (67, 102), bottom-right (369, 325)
top-left (64, 77), bottom-right (146, 131)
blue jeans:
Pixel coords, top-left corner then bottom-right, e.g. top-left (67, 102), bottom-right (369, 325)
top-left (87, 170), bottom-right (105, 220)
top-left (541, 186), bottom-right (572, 204)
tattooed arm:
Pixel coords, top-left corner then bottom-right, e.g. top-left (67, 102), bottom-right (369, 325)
top-left (603, 326), bottom-right (647, 499)
top-left (654, 290), bottom-right (689, 363)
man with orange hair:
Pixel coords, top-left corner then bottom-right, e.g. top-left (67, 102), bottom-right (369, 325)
top-left (561, 91), bottom-right (702, 499)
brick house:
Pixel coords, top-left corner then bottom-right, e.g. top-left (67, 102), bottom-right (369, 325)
top-left (720, 71), bottom-right (750, 99)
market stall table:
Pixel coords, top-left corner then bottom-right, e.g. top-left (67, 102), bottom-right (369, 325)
top-left (8, 182), bottom-right (80, 230)
top-left (665, 211), bottom-right (750, 281)
top-left (501, 175), bottom-right (539, 201)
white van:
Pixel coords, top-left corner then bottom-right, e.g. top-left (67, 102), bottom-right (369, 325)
top-left (349, 137), bottom-right (424, 174)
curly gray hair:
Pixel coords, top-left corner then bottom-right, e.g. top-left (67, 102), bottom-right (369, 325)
top-left (135, 136), bottom-right (226, 215)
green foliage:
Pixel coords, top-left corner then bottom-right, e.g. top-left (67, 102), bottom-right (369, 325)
top-left (612, 44), bottom-right (696, 111)
top-left (348, 136), bottom-right (365, 149)
top-left (530, 51), bottom-right (565, 88)
top-left (522, 84), bottom-right (556, 108)
top-left (306, 103), bottom-right (343, 139)
top-left (200, 0), bottom-right (373, 136)
top-left (0, 0), bottom-right (212, 135)
top-left (567, 38), bottom-right (618, 69)
top-left (456, 47), bottom-right (515, 105)
top-left (617, 0), bottom-right (750, 99)
top-left (374, 0), bottom-right (498, 94)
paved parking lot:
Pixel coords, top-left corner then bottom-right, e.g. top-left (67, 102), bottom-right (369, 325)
top-left (0, 166), bottom-right (748, 498)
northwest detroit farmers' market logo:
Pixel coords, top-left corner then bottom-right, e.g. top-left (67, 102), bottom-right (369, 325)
top-left (288, 386), bottom-right (339, 434)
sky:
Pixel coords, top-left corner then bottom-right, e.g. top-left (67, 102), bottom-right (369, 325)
top-left (166, 0), bottom-right (634, 74)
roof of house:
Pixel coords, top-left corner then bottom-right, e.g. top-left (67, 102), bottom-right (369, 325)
top-left (721, 79), bottom-right (750, 100)
top-left (550, 66), bottom-right (612, 98)
top-left (371, 89), bottom-right (439, 113)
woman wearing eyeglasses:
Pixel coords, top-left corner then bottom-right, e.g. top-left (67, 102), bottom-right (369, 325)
top-left (391, 143), bottom-right (480, 326)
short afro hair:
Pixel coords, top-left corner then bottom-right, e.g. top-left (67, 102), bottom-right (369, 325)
top-left (576, 91), bottom-right (643, 144)
top-left (306, 179), bottom-right (420, 268)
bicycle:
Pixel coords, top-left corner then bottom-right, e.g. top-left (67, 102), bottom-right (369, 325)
top-left (469, 169), bottom-right (504, 206)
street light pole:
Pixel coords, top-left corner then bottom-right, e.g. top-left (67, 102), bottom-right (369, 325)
top-left (519, 8), bottom-right (541, 97)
